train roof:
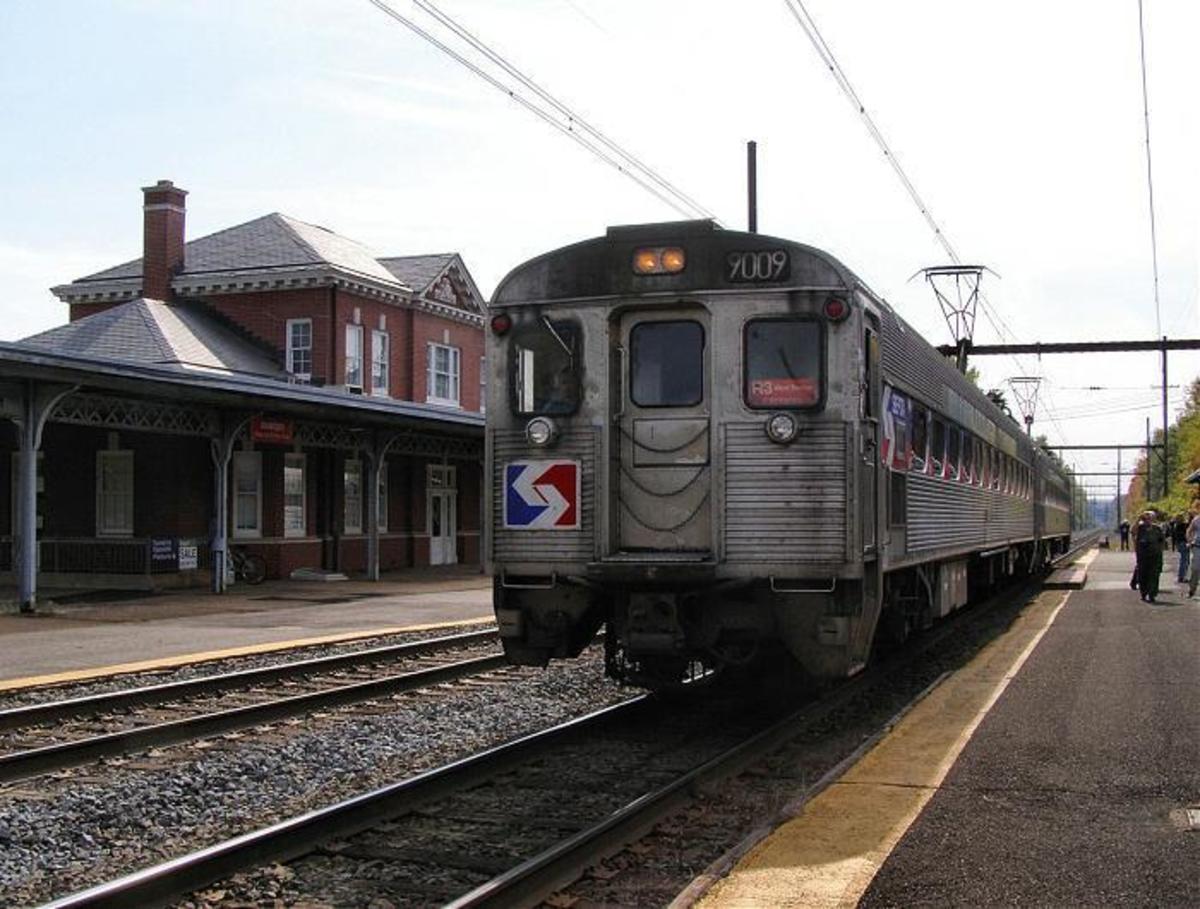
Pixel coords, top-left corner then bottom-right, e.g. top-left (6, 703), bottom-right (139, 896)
top-left (491, 219), bottom-right (867, 306)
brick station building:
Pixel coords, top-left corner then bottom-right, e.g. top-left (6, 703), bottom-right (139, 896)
top-left (0, 180), bottom-right (487, 610)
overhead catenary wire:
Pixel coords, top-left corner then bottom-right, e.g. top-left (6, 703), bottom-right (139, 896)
top-left (781, 0), bottom-right (1056, 439)
top-left (1136, 0), bottom-right (1163, 338)
top-left (366, 0), bottom-right (716, 222)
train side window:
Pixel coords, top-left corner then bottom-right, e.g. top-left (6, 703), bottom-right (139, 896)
top-left (961, 433), bottom-right (974, 483)
top-left (744, 319), bottom-right (822, 409)
top-left (910, 405), bottom-right (928, 472)
top-left (632, 320), bottom-right (704, 407)
top-left (990, 449), bottom-right (1000, 490)
top-left (946, 425), bottom-right (960, 479)
top-left (511, 318), bottom-right (581, 416)
top-left (975, 439), bottom-right (986, 487)
top-left (930, 418), bottom-right (946, 477)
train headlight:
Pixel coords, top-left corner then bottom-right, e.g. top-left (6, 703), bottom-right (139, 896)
top-left (525, 416), bottom-right (559, 447)
top-left (765, 412), bottom-right (799, 445)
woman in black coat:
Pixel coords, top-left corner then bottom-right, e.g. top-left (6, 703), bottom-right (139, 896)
top-left (1133, 511), bottom-right (1166, 602)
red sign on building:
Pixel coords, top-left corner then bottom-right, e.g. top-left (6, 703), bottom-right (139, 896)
top-left (251, 416), bottom-right (294, 444)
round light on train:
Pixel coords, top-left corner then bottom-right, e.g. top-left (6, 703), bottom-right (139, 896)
top-left (660, 247), bottom-right (686, 273)
top-left (525, 416), bottom-right (559, 447)
top-left (490, 313), bottom-right (512, 335)
top-left (765, 412), bottom-right (799, 445)
top-left (823, 297), bottom-right (849, 321)
top-left (632, 246), bottom-right (686, 275)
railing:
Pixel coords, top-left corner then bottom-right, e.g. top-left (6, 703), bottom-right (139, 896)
top-left (0, 538), bottom-right (212, 575)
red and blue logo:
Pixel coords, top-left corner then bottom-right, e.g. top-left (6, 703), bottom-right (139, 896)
top-left (503, 460), bottom-right (580, 530)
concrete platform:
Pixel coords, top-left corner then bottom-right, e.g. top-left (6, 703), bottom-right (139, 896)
top-left (0, 566), bottom-right (493, 689)
top-left (697, 548), bottom-right (1200, 907)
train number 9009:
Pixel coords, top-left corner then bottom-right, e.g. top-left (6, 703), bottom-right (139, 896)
top-left (726, 249), bottom-right (791, 283)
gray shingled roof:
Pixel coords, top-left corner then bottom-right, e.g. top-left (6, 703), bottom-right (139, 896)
top-left (377, 253), bottom-right (456, 292)
top-left (20, 299), bottom-right (286, 379)
top-left (74, 214), bottom-right (405, 288)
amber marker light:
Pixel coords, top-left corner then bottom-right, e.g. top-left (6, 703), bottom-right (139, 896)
top-left (632, 246), bottom-right (686, 275)
top-left (660, 247), bottom-right (686, 272)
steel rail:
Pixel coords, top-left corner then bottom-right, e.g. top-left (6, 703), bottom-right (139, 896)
top-left (0, 628), bottom-right (497, 733)
top-left (40, 696), bottom-right (652, 909)
top-left (0, 649), bottom-right (508, 784)
top-left (448, 539), bottom-right (1104, 907)
top-left (444, 567), bottom-right (1069, 908)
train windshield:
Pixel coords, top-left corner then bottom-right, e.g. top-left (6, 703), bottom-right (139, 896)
top-left (511, 318), bottom-right (580, 415)
top-left (744, 318), bottom-right (822, 408)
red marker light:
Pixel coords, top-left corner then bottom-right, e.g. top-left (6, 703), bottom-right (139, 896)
top-left (490, 313), bottom-right (512, 335)
top-left (824, 297), bottom-right (848, 321)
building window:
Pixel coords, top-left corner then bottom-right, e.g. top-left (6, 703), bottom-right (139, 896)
top-left (371, 329), bottom-right (390, 397)
top-left (283, 453), bottom-right (306, 538)
top-left (427, 343), bottom-right (461, 406)
top-left (480, 355), bottom-right (487, 414)
top-left (344, 458), bottom-right (363, 534)
top-left (96, 450), bottom-right (133, 537)
top-left (345, 324), bottom-right (364, 391)
top-left (233, 452), bottom-right (262, 538)
top-left (286, 319), bottom-right (312, 382)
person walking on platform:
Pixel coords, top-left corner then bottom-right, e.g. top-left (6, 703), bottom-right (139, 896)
top-left (1133, 511), bottom-right (1165, 602)
top-left (1174, 512), bottom-right (1191, 582)
top-left (1118, 520), bottom-right (1131, 551)
top-left (1186, 506), bottom-right (1200, 598)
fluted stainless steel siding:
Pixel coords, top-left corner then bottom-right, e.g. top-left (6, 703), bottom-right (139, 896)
top-left (724, 422), bottom-right (848, 562)
top-left (907, 473), bottom-right (1034, 552)
top-left (491, 427), bottom-right (596, 563)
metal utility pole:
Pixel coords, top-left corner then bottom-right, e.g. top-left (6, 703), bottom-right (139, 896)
top-left (1145, 417), bottom-right (1152, 500)
top-left (1008, 377), bottom-right (1041, 435)
top-left (747, 140), bottom-right (758, 234)
top-left (1117, 447), bottom-right (1122, 528)
top-left (1161, 336), bottom-right (1169, 498)
top-left (918, 265), bottom-right (990, 374)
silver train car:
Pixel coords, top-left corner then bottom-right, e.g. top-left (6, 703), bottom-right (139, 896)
top-left (485, 220), bottom-right (1071, 686)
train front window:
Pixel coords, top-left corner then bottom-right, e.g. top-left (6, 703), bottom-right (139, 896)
top-left (631, 320), bottom-right (704, 407)
top-left (511, 318), bottom-right (580, 415)
top-left (744, 319), bottom-right (822, 409)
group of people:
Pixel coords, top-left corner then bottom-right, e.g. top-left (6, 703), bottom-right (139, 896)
top-left (1122, 507), bottom-right (1200, 602)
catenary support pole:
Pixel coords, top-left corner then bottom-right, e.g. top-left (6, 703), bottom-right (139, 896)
top-left (1161, 336), bottom-right (1169, 499)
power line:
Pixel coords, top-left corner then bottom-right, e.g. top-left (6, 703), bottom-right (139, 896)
top-left (1136, 0), bottom-right (1162, 338)
top-left (410, 0), bottom-right (718, 222)
top-left (365, 0), bottom-right (714, 221)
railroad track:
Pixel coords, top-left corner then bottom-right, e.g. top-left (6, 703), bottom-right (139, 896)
top-left (0, 630), bottom-right (503, 784)
top-left (40, 549), bottom-right (1099, 909)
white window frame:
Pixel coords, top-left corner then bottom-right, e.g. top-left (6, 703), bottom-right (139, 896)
top-left (344, 458), bottom-right (363, 534)
top-left (232, 451), bottom-right (263, 539)
top-left (286, 318), bottom-right (313, 382)
top-left (427, 342), bottom-right (461, 407)
top-left (345, 324), bottom-right (364, 391)
top-left (371, 329), bottom-right (390, 397)
top-left (479, 355), bottom-right (486, 413)
top-left (95, 450), bottom-right (134, 538)
top-left (283, 452), bottom-right (306, 538)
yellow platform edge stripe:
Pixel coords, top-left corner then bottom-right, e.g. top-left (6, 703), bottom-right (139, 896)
top-left (696, 549), bottom-right (1097, 909)
top-left (0, 615), bottom-right (496, 692)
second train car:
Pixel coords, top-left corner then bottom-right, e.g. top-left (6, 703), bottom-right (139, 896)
top-left (485, 220), bottom-right (1071, 686)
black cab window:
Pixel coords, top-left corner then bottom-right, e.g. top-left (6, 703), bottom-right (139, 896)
top-left (632, 320), bottom-right (704, 407)
top-left (744, 318), bottom-right (822, 408)
top-left (511, 318), bottom-right (581, 415)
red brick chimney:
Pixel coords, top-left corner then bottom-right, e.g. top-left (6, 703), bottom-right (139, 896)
top-left (141, 179), bottom-right (187, 301)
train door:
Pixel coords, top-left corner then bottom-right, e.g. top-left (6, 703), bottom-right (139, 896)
top-left (862, 323), bottom-right (881, 556)
top-left (613, 308), bottom-right (712, 553)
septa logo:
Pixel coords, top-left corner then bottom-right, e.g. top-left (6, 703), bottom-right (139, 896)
top-left (503, 460), bottom-right (580, 530)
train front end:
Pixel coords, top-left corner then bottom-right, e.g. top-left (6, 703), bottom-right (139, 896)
top-left (486, 220), bottom-right (884, 686)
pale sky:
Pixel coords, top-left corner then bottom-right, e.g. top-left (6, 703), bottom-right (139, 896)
top-left (2, 0), bottom-right (1197, 492)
